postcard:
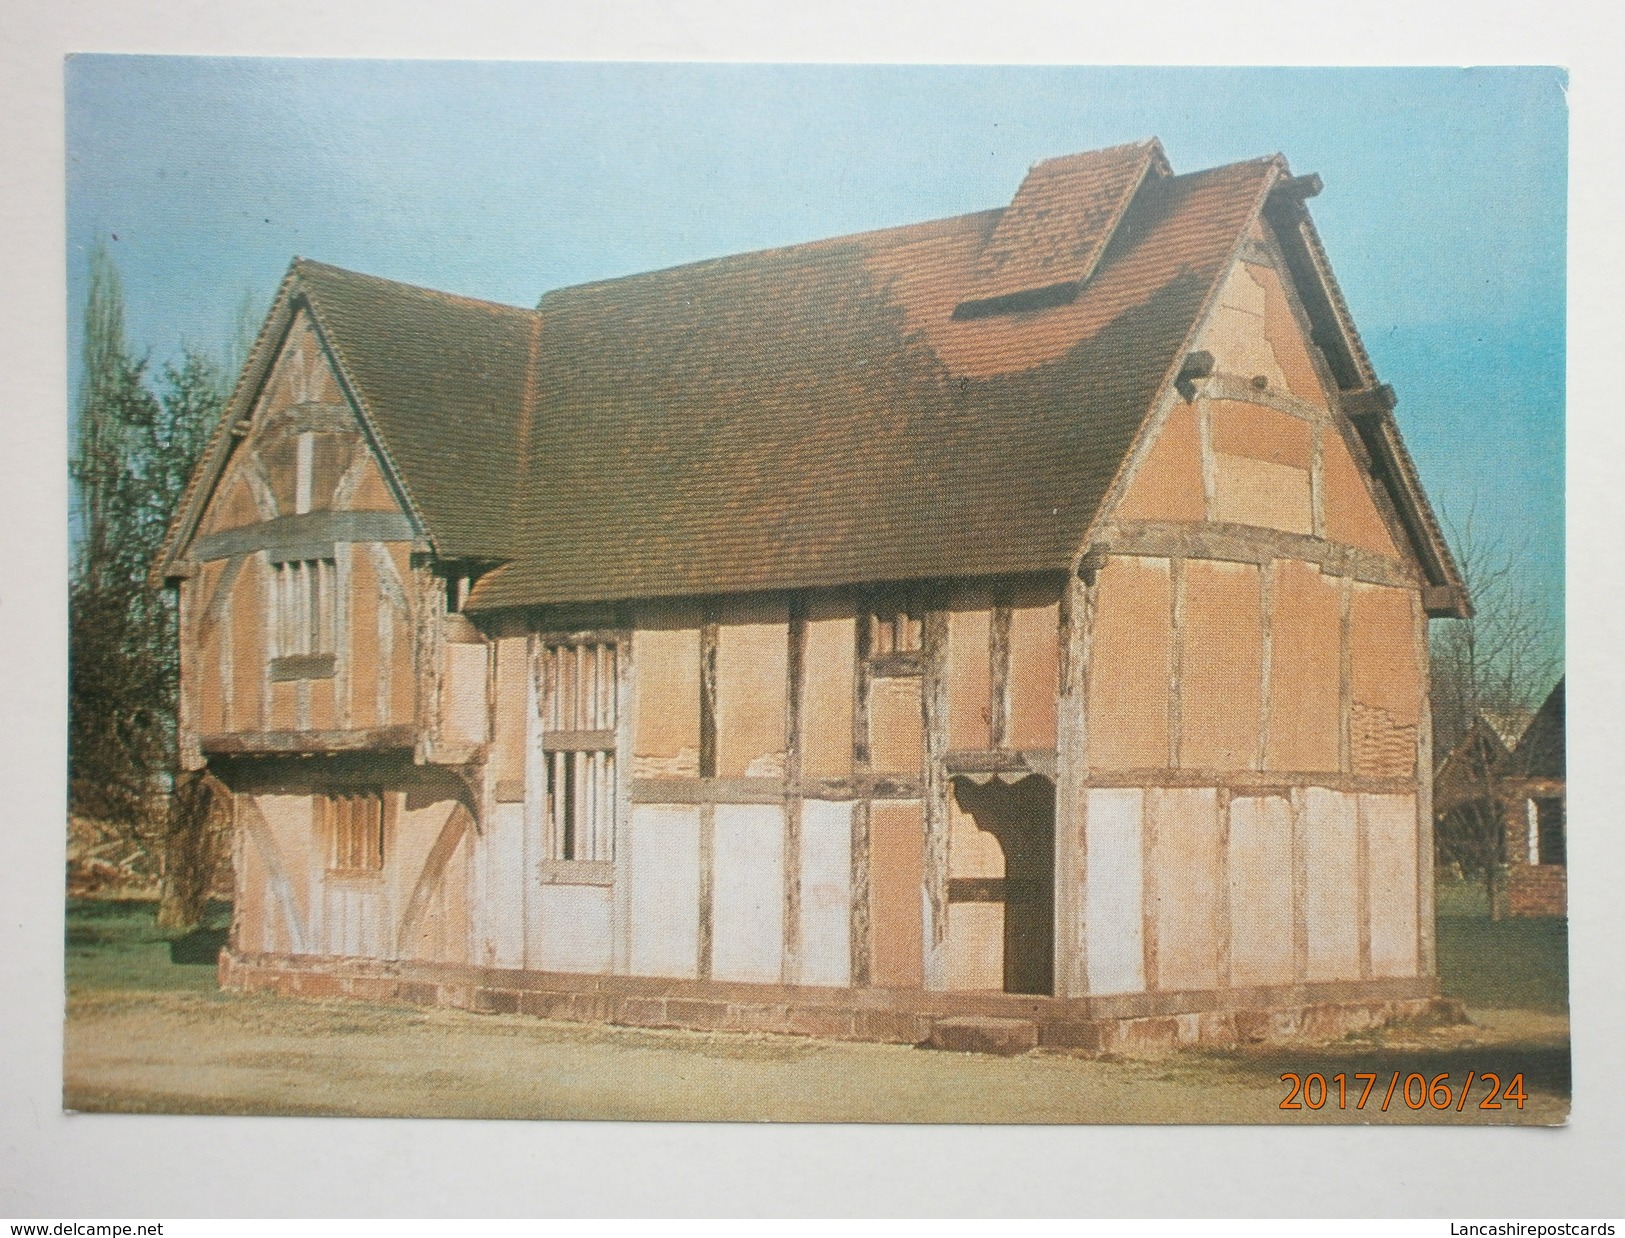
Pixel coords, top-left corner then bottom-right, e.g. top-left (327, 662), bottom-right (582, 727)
top-left (63, 60), bottom-right (1568, 1125)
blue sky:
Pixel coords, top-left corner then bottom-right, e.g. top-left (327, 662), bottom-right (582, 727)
top-left (65, 59), bottom-right (1567, 652)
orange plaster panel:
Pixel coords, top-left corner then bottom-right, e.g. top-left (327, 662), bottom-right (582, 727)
top-left (492, 638), bottom-right (530, 783)
top-left (386, 546), bottom-right (416, 726)
top-left (1251, 260), bottom-right (1331, 407)
top-left (1088, 557), bottom-right (1171, 771)
top-left (260, 436), bottom-right (299, 516)
top-left (1113, 403), bottom-right (1206, 523)
top-left (869, 801), bottom-right (925, 989)
top-left (1210, 400), bottom-right (1312, 470)
top-left (1180, 559), bottom-right (1263, 771)
top-left (1265, 560), bottom-right (1341, 773)
top-left (256, 794), bottom-right (313, 941)
top-left (801, 615), bottom-right (855, 778)
top-left (308, 676), bottom-right (336, 732)
top-left (1349, 583), bottom-right (1420, 780)
top-left (1149, 787), bottom-right (1222, 991)
top-left (309, 433), bottom-right (351, 511)
top-left (1349, 584), bottom-right (1420, 723)
top-left (1008, 602), bottom-right (1059, 751)
top-left (194, 563), bottom-right (226, 734)
top-left (1322, 425), bottom-right (1402, 557)
top-left (947, 608), bottom-right (992, 753)
top-left (205, 473), bottom-right (262, 534)
top-left (236, 820), bottom-right (269, 952)
top-left (229, 556), bottom-right (264, 730)
top-left (870, 676), bottom-right (924, 775)
top-left (717, 604), bottom-right (789, 778)
top-left (633, 622), bottom-right (700, 767)
top-left (270, 680), bottom-right (297, 733)
top-left (348, 551), bottom-right (379, 730)
top-left (347, 454), bottom-right (400, 513)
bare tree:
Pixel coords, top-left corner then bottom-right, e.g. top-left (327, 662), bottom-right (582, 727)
top-left (1430, 503), bottom-right (1561, 918)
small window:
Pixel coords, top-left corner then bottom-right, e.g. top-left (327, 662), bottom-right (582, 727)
top-left (325, 791), bottom-right (384, 874)
top-left (539, 641), bottom-right (618, 863)
top-left (274, 558), bottom-right (336, 657)
top-left (871, 608), bottom-right (922, 656)
top-left (1534, 797), bottom-right (1565, 867)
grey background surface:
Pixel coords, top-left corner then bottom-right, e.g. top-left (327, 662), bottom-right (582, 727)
top-left (3, 0), bottom-right (1621, 1218)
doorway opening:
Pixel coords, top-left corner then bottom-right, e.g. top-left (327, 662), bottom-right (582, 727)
top-left (949, 774), bottom-right (1054, 995)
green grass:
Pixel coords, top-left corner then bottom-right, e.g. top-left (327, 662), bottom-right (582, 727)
top-left (1434, 875), bottom-right (1491, 918)
top-left (66, 898), bottom-right (232, 994)
top-left (1435, 911), bottom-right (1570, 1015)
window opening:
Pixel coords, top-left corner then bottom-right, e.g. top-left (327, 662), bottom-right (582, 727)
top-left (274, 558), bottom-right (336, 656)
top-left (1534, 797), bottom-right (1566, 866)
top-left (325, 791), bottom-right (384, 873)
top-left (539, 641), bottom-right (618, 863)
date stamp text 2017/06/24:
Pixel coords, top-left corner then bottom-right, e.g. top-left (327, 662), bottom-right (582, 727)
top-left (1279, 1072), bottom-right (1529, 1112)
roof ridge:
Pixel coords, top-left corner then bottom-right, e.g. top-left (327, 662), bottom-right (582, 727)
top-left (293, 257), bottom-right (538, 320)
top-left (535, 207), bottom-right (1004, 307)
top-left (535, 151), bottom-right (1286, 309)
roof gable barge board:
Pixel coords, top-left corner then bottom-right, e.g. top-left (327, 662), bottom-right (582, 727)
top-left (156, 257), bottom-right (546, 585)
top-left (1342, 385), bottom-right (1470, 617)
top-left (153, 264), bottom-right (434, 585)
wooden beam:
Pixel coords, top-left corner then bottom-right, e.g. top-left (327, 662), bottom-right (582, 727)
top-left (783, 596), bottom-right (808, 985)
top-left (989, 601), bottom-right (1012, 749)
top-left (201, 725), bottom-right (416, 755)
top-left (631, 774), bottom-right (925, 806)
top-left (699, 606), bottom-right (720, 780)
top-left (1095, 520), bottom-right (1417, 589)
top-left (193, 510), bottom-right (416, 562)
top-left (921, 607), bottom-right (950, 991)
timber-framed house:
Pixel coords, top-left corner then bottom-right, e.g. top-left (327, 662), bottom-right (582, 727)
top-left (155, 140), bottom-right (1469, 1052)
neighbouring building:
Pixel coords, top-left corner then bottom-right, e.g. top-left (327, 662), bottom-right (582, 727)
top-left (1501, 679), bottom-right (1567, 917)
top-left (154, 139), bottom-right (1469, 1053)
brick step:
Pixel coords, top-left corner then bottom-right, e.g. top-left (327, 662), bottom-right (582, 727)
top-left (924, 1015), bottom-right (1040, 1055)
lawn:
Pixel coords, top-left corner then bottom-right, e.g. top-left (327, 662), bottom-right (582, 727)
top-left (61, 892), bottom-right (1571, 1124)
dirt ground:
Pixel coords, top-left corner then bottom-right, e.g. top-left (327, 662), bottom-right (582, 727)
top-left (63, 896), bottom-right (1570, 1124)
top-left (61, 986), bottom-right (1567, 1124)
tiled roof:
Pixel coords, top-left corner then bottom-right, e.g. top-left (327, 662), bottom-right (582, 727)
top-left (169, 141), bottom-right (1457, 612)
top-left (1508, 678), bottom-right (1565, 781)
top-left (469, 153), bottom-right (1279, 608)
top-left (296, 261), bottom-right (541, 560)
top-left (962, 139), bottom-right (1170, 308)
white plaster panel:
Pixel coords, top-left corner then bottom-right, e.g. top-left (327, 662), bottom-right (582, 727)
top-left (475, 801), bottom-right (527, 970)
top-left (798, 800), bottom-right (852, 987)
top-left (1305, 787), bottom-right (1361, 982)
top-left (1085, 787), bottom-right (1145, 994)
top-left (711, 804), bottom-right (786, 984)
top-left (627, 805), bottom-right (702, 978)
top-left (1151, 787), bottom-right (1223, 992)
top-left (1228, 795), bottom-right (1295, 987)
top-left (534, 883), bottom-right (615, 974)
top-left (445, 642), bottom-right (489, 746)
top-left (1364, 792), bottom-right (1420, 978)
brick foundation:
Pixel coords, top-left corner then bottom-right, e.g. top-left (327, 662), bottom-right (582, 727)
top-left (219, 950), bottom-right (1459, 1057)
